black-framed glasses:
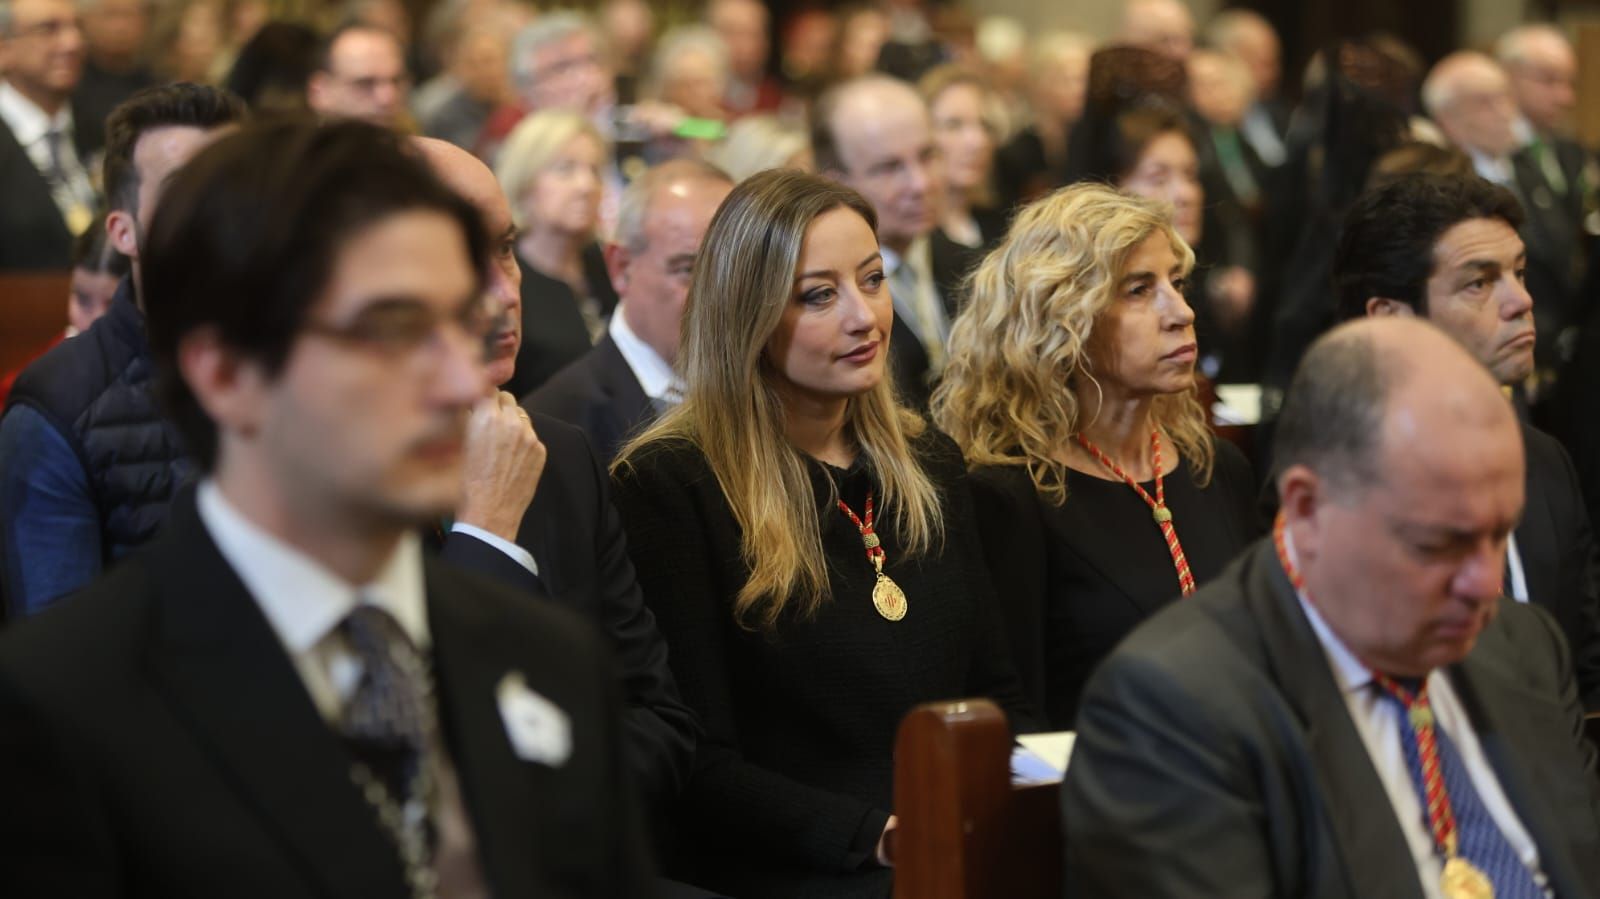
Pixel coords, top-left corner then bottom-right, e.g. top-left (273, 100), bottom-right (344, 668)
top-left (302, 295), bottom-right (496, 363)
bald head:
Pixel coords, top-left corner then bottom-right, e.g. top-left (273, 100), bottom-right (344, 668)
top-left (812, 75), bottom-right (940, 253)
top-left (1495, 24), bottom-right (1576, 133)
top-left (411, 136), bottom-right (523, 388)
top-left (1120, 0), bottom-right (1194, 62)
top-left (1423, 52), bottom-right (1518, 158)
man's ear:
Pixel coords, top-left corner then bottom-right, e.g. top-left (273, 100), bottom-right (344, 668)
top-left (1365, 297), bottom-right (1414, 318)
top-left (305, 72), bottom-right (330, 114)
top-left (603, 241), bottom-right (630, 296)
top-left (106, 209), bottom-right (139, 259)
top-left (178, 326), bottom-right (267, 440)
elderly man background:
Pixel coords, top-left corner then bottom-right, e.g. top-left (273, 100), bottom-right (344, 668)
top-left (306, 21), bottom-right (411, 128)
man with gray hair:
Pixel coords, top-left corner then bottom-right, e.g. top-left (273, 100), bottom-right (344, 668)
top-left (528, 158), bottom-right (732, 463)
top-left (0, 0), bottom-right (98, 269)
top-left (1064, 316), bottom-right (1600, 896)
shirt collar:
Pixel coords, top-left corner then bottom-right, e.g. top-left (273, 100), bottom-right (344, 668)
top-left (196, 480), bottom-right (430, 655)
top-left (609, 307), bottom-right (684, 402)
top-left (1283, 527), bottom-right (1373, 695)
top-left (0, 80), bottom-right (73, 148)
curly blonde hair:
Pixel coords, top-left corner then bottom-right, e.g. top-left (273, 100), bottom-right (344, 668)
top-left (932, 182), bottom-right (1212, 504)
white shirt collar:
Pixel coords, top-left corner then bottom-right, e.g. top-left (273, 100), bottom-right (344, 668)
top-left (1283, 528), bottom-right (1374, 695)
top-left (1466, 148), bottom-right (1515, 186)
top-left (196, 480), bottom-right (430, 654)
top-left (609, 306), bottom-right (684, 402)
top-left (0, 80), bottom-right (72, 148)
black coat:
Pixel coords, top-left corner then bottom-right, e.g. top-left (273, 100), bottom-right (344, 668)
top-left (0, 492), bottom-right (653, 897)
top-left (612, 430), bottom-right (1033, 898)
top-left (886, 230), bottom-right (983, 410)
top-left (1063, 538), bottom-right (1600, 897)
top-left (504, 245), bottom-right (620, 400)
top-left (0, 109), bottom-right (95, 272)
top-left (525, 333), bottom-right (655, 465)
top-left (438, 412), bottom-right (699, 812)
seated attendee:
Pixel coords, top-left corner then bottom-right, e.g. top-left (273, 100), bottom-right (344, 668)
top-left (706, 0), bottom-right (783, 117)
top-left (0, 119), bottom-right (651, 896)
top-left (223, 21), bottom-right (320, 116)
top-left (918, 65), bottom-right (1004, 249)
top-left (481, 11), bottom-right (615, 161)
top-left (1204, 8), bottom-right (1289, 167)
top-left (0, 0), bottom-right (99, 271)
top-left (529, 158), bottom-right (733, 463)
top-left (813, 74), bottom-right (979, 408)
top-left (646, 26), bottom-right (729, 125)
top-left (611, 169), bottom-right (1032, 897)
top-left (1063, 317), bottom-right (1600, 896)
top-left (496, 109), bottom-right (618, 396)
top-left (1334, 173), bottom-right (1600, 709)
top-left (306, 21), bottom-right (411, 129)
top-left (934, 183), bottom-right (1257, 727)
top-left (994, 31), bottom-right (1092, 208)
top-left (412, 136), bottom-right (700, 816)
top-left (0, 83), bottom-right (244, 618)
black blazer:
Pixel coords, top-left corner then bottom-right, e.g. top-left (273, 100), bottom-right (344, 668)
top-left (0, 114), bottom-right (80, 271)
top-left (439, 412), bottom-right (698, 811)
top-left (525, 333), bottom-right (655, 465)
top-left (0, 493), bottom-right (652, 898)
top-left (886, 231), bottom-right (984, 409)
top-left (1063, 539), bottom-right (1600, 898)
top-left (505, 244), bottom-right (621, 400)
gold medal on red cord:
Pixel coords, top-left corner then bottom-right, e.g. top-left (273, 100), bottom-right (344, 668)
top-left (838, 491), bottom-right (906, 621)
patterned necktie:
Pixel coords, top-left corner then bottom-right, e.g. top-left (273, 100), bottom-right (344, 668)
top-left (40, 127), bottom-right (93, 235)
top-left (340, 604), bottom-right (439, 899)
top-left (1374, 678), bottom-right (1544, 899)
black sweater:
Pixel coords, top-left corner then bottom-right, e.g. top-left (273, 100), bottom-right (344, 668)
top-left (612, 429), bottom-right (1031, 899)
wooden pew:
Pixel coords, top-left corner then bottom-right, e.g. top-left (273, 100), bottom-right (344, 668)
top-left (0, 271), bottom-right (70, 375)
top-left (893, 699), bottom-right (1061, 899)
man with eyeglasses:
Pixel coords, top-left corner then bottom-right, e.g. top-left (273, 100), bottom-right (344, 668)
top-left (0, 0), bottom-right (98, 269)
top-left (0, 119), bottom-right (652, 897)
top-left (307, 21), bottom-right (411, 129)
top-left (0, 83), bottom-right (244, 619)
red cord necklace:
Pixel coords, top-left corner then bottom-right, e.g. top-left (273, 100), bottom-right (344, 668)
top-left (1074, 428), bottom-right (1196, 596)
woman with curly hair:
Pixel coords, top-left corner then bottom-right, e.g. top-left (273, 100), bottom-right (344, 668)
top-left (933, 183), bottom-right (1259, 728)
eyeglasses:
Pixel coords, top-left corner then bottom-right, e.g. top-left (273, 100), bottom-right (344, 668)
top-left (302, 295), bottom-right (496, 363)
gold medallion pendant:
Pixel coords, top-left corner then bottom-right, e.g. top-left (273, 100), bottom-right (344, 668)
top-left (1440, 857), bottom-right (1494, 899)
top-left (872, 573), bottom-right (907, 621)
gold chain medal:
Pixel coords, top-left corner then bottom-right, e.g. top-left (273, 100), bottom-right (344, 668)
top-left (1440, 857), bottom-right (1494, 899)
top-left (838, 491), bottom-right (906, 621)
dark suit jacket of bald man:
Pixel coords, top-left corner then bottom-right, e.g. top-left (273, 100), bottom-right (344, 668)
top-left (438, 412), bottom-right (699, 813)
top-left (1063, 538), bottom-right (1600, 898)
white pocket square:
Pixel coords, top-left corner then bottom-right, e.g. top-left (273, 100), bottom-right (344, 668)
top-left (496, 672), bottom-right (572, 767)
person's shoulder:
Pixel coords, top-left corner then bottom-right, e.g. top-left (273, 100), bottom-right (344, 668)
top-left (909, 422), bottom-right (965, 471)
top-left (1521, 422), bottom-right (1573, 471)
top-left (612, 434), bottom-right (712, 491)
top-left (427, 554), bottom-right (605, 662)
top-left (0, 557), bottom-right (159, 703)
top-left (529, 410), bottom-right (595, 467)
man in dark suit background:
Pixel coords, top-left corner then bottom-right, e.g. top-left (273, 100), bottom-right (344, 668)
top-left (414, 137), bottom-right (699, 818)
top-left (0, 120), bottom-right (651, 897)
top-left (0, 0), bottom-right (100, 270)
top-left (1334, 172), bottom-right (1600, 709)
top-left (528, 158), bottom-right (732, 463)
top-left (1065, 318), bottom-right (1600, 897)
top-left (812, 74), bottom-right (981, 408)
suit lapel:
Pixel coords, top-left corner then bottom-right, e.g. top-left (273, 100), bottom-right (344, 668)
top-left (594, 334), bottom-right (653, 435)
top-left (426, 559), bottom-right (542, 899)
top-left (1242, 544), bottom-right (1426, 899)
top-left (145, 498), bottom-right (409, 896)
top-left (1448, 628), bottom-right (1594, 897)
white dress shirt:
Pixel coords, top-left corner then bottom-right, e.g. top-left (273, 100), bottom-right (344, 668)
top-left (0, 79), bottom-right (95, 231)
top-left (610, 305), bottom-right (685, 405)
top-left (196, 481), bottom-right (489, 897)
top-left (1285, 530), bottom-right (1549, 898)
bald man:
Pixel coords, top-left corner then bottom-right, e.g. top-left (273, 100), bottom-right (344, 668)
top-left (813, 74), bottom-right (980, 407)
top-left (1205, 8), bottom-right (1287, 165)
top-left (1119, 0), bottom-right (1194, 63)
top-left (413, 137), bottom-right (699, 818)
top-left (1065, 317), bottom-right (1600, 897)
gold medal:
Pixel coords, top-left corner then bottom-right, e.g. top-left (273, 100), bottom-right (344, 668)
top-left (872, 572), bottom-right (907, 621)
top-left (1409, 704), bottom-right (1434, 729)
top-left (65, 203), bottom-right (93, 237)
top-left (1440, 856), bottom-right (1494, 899)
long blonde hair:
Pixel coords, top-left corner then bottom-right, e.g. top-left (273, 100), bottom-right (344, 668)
top-left (932, 182), bottom-right (1213, 504)
top-left (614, 169), bottom-right (944, 630)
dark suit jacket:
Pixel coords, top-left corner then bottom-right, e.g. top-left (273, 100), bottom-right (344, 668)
top-left (439, 412), bottom-right (698, 812)
top-left (1512, 141), bottom-right (1588, 363)
top-left (0, 493), bottom-right (653, 898)
top-left (525, 333), bottom-right (655, 465)
top-left (887, 231), bottom-right (983, 409)
top-left (505, 245), bottom-right (621, 400)
top-left (1062, 539), bottom-right (1600, 898)
top-left (0, 113), bottom-right (89, 272)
